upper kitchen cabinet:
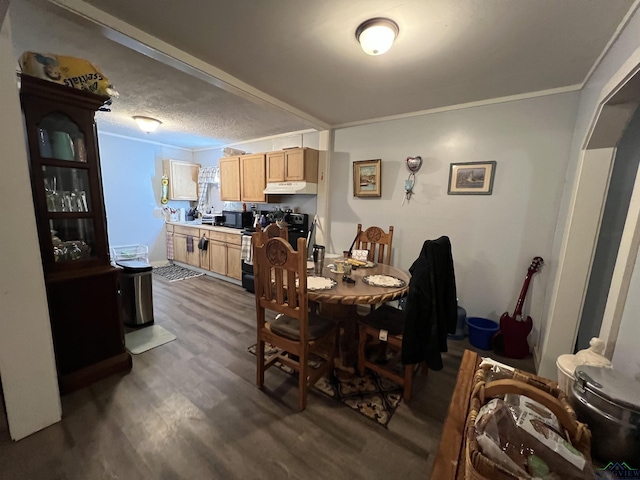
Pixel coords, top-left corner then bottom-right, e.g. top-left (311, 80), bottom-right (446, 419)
top-left (163, 159), bottom-right (200, 200)
top-left (266, 148), bottom-right (319, 183)
top-left (241, 153), bottom-right (266, 202)
top-left (219, 156), bottom-right (241, 201)
top-left (220, 153), bottom-right (267, 202)
top-left (20, 74), bottom-right (131, 394)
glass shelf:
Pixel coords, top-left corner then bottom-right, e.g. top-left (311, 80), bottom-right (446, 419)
top-left (42, 165), bottom-right (91, 213)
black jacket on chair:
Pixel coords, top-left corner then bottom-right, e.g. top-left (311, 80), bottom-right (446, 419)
top-left (401, 236), bottom-right (458, 370)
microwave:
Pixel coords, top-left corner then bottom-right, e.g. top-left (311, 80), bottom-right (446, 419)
top-left (222, 210), bottom-right (253, 229)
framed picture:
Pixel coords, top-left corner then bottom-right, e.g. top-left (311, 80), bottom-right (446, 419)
top-left (448, 161), bottom-right (497, 195)
top-left (353, 159), bottom-right (381, 197)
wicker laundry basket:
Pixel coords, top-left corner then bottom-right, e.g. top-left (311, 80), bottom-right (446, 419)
top-left (464, 365), bottom-right (593, 480)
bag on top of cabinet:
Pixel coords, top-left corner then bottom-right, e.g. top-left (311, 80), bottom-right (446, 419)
top-left (18, 51), bottom-right (118, 97)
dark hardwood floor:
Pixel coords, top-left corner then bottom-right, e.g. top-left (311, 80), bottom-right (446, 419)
top-left (0, 273), bottom-right (534, 480)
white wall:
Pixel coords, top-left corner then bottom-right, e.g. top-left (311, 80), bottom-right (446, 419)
top-left (330, 93), bottom-right (580, 352)
top-left (98, 134), bottom-right (193, 264)
top-left (612, 242), bottom-right (640, 381)
top-left (538, 6), bottom-right (640, 377)
top-left (0, 13), bottom-right (61, 440)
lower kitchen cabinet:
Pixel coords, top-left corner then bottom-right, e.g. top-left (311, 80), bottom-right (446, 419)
top-left (173, 225), bottom-right (200, 267)
top-left (168, 224), bottom-right (242, 281)
top-left (208, 231), bottom-right (242, 280)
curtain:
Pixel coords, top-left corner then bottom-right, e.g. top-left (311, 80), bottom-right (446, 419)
top-left (197, 166), bottom-right (219, 213)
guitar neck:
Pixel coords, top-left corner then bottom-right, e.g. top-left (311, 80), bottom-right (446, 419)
top-left (513, 274), bottom-right (534, 318)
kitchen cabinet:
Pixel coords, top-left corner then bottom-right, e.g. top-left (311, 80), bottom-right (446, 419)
top-left (20, 74), bottom-right (131, 394)
top-left (241, 153), bottom-right (267, 202)
top-left (208, 231), bottom-right (242, 280)
top-left (219, 156), bottom-right (241, 201)
top-left (266, 148), bottom-right (319, 183)
top-left (163, 159), bottom-right (200, 200)
top-left (219, 153), bottom-right (267, 202)
top-left (173, 225), bottom-right (200, 267)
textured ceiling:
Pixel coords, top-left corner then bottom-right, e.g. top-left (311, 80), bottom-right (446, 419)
top-left (9, 0), bottom-right (638, 149)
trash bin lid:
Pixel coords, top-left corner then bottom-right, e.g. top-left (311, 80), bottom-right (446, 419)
top-left (116, 260), bottom-right (153, 272)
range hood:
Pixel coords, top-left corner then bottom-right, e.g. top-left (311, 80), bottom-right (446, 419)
top-left (263, 181), bottom-right (318, 195)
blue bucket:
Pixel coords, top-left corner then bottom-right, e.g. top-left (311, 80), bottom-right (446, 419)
top-left (466, 317), bottom-right (499, 350)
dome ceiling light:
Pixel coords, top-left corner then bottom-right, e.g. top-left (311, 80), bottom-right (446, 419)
top-left (133, 115), bottom-right (162, 133)
top-left (355, 18), bottom-right (399, 56)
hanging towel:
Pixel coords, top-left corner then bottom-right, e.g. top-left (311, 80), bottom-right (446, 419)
top-left (166, 232), bottom-right (174, 260)
top-left (186, 235), bottom-right (194, 253)
top-left (241, 235), bottom-right (252, 265)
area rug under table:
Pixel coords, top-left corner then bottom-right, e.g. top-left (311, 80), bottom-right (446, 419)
top-left (153, 263), bottom-right (204, 282)
top-left (248, 343), bottom-right (402, 427)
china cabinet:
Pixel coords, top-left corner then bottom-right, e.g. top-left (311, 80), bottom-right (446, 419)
top-left (20, 74), bottom-right (131, 394)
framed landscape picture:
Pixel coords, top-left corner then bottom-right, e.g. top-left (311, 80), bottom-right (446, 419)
top-left (448, 161), bottom-right (496, 195)
top-left (353, 159), bottom-right (381, 197)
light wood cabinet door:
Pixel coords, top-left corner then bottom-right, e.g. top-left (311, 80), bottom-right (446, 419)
top-left (209, 240), bottom-right (227, 275)
top-left (164, 160), bottom-right (200, 200)
top-left (219, 156), bottom-right (241, 201)
top-left (265, 148), bottom-right (319, 183)
top-left (240, 154), bottom-right (266, 202)
top-left (173, 233), bottom-right (199, 267)
top-left (226, 244), bottom-right (242, 280)
top-left (199, 230), bottom-right (211, 271)
top-left (266, 151), bottom-right (285, 182)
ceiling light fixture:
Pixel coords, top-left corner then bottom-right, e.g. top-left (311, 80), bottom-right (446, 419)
top-left (355, 18), bottom-right (399, 56)
top-left (133, 115), bottom-right (162, 133)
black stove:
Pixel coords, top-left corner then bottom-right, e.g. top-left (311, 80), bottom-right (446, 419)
top-left (241, 213), bottom-right (310, 293)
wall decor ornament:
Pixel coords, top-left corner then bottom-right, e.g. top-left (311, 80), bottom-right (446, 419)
top-left (402, 156), bottom-right (423, 205)
top-left (353, 159), bottom-right (381, 197)
top-left (448, 161), bottom-right (496, 195)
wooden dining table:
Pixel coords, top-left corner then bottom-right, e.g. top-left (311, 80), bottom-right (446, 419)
top-left (307, 261), bottom-right (411, 365)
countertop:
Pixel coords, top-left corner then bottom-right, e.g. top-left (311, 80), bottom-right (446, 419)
top-left (166, 221), bottom-right (243, 235)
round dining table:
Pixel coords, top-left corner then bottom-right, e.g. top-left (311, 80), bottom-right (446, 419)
top-left (307, 261), bottom-right (411, 366)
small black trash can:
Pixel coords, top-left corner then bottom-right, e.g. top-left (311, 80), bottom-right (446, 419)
top-left (116, 260), bottom-right (154, 327)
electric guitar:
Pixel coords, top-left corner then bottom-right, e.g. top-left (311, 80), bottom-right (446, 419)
top-left (498, 256), bottom-right (544, 359)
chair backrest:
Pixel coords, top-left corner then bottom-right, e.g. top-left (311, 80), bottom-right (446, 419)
top-left (252, 236), bottom-right (309, 337)
top-left (255, 223), bottom-right (289, 245)
top-left (355, 224), bottom-right (394, 265)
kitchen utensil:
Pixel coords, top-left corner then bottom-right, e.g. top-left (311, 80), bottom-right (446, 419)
top-left (570, 365), bottom-right (640, 464)
top-left (312, 244), bottom-right (325, 276)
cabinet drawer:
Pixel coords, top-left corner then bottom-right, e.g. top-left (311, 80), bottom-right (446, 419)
top-left (209, 231), bottom-right (241, 245)
top-left (166, 224), bottom-right (174, 233)
top-left (174, 225), bottom-right (198, 236)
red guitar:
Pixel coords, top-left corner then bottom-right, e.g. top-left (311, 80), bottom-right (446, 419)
top-left (498, 257), bottom-right (544, 359)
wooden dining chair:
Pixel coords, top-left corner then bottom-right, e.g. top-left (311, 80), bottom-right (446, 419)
top-left (357, 305), bottom-right (427, 400)
top-left (355, 224), bottom-right (394, 265)
top-left (357, 236), bottom-right (457, 400)
top-left (256, 223), bottom-right (288, 243)
top-left (253, 236), bottom-right (337, 411)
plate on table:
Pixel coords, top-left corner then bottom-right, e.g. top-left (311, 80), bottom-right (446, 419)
top-left (362, 275), bottom-right (406, 288)
top-left (347, 259), bottom-right (376, 268)
top-left (296, 276), bottom-right (337, 291)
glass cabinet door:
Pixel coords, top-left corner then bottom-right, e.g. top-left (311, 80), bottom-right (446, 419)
top-left (42, 164), bottom-right (95, 264)
top-left (37, 112), bottom-right (87, 162)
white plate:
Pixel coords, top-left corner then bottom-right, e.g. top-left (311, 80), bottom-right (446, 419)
top-left (362, 275), bottom-right (406, 288)
top-left (296, 276), bottom-right (337, 291)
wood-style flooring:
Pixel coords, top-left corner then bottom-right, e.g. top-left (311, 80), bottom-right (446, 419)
top-left (0, 272), bottom-right (534, 480)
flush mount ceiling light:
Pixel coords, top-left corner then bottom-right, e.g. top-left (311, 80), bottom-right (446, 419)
top-left (355, 17), bottom-right (399, 56)
top-left (133, 115), bottom-right (162, 133)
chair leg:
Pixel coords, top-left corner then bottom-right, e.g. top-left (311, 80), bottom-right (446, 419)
top-left (421, 362), bottom-right (429, 376)
top-left (403, 364), bottom-right (413, 401)
top-left (357, 325), bottom-right (367, 376)
top-left (299, 356), bottom-right (308, 411)
top-left (256, 340), bottom-right (265, 387)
